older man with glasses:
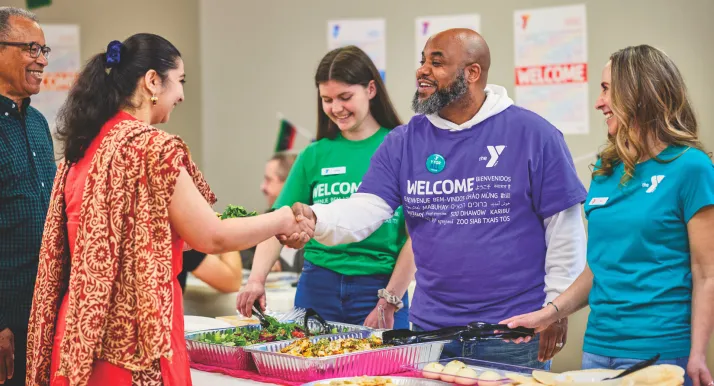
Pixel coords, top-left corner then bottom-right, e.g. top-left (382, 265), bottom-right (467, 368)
top-left (0, 6), bottom-right (55, 386)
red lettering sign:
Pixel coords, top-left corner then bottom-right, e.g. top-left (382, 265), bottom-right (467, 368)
top-left (515, 63), bottom-right (587, 86)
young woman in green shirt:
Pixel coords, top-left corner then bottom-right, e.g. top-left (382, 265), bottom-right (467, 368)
top-left (237, 46), bottom-right (414, 329)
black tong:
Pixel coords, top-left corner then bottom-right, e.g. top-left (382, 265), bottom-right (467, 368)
top-left (462, 322), bottom-right (535, 341)
top-left (252, 300), bottom-right (271, 328)
top-left (382, 321), bottom-right (535, 345)
top-left (603, 354), bottom-right (660, 380)
top-left (302, 308), bottom-right (331, 334)
top-left (382, 326), bottom-right (465, 345)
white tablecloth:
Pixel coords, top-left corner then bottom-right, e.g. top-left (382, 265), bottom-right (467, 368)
top-left (190, 369), bottom-right (278, 385)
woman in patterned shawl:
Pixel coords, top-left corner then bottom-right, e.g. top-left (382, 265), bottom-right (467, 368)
top-left (25, 33), bottom-right (312, 386)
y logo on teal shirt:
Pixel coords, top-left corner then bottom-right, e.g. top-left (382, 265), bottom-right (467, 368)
top-left (426, 154), bottom-right (445, 174)
top-left (643, 175), bottom-right (665, 193)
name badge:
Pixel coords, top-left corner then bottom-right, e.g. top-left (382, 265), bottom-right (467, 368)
top-left (589, 197), bottom-right (609, 206)
top-left (321, 167), bottom-right (346, 176)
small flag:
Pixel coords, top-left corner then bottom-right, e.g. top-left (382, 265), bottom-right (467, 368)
top-left (275, 119), bottom-right (298, 153)
top-left (27, 0), bottom-right (51, 9)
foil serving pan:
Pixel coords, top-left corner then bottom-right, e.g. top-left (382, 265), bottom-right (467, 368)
top-left (185, 321), bottom-right (369, 371)
top-left (244, 330), bottom-right (447, 382)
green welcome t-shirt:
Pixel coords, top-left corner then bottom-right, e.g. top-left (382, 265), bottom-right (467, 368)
top-left (272, 128), bottom-right (407, 276)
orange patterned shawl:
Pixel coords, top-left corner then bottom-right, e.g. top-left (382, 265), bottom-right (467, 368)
top-left (26, 119), bottom-right (216, 386)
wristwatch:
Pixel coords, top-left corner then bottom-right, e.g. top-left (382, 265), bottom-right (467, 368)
top-left (378, 288), bottom-right (404, 311)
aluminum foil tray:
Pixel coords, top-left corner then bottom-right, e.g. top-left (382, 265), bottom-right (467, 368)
top-left (244, 330), bottom-right (447, 382)
top-left (302, 376), bottom-right (450, 386)
top-left (185, 321), bottom-right (369, 371)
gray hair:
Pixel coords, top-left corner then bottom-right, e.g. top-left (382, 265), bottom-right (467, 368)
top-left (270, 153), bottom-right (297, 181)
top-left (0, 7), bottom-right (39, 40)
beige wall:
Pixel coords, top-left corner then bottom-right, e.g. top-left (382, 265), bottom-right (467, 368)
top-left (5, 0), bottom-right (203, 164)
top-left (201, 0), bottom-right (713, 211)
top-left (200, 0), bottom-right (714, 373)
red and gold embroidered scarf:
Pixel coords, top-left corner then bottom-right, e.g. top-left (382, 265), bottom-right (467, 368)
top-left (26, 119), bottom-right (216, 385)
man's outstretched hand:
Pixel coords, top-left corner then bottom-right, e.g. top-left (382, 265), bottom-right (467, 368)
top-left (277, 203), bottom-right (316, 249)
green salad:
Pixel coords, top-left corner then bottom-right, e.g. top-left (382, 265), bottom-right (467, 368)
top-left (220, 204), bottom-right (258, 219)
top-left (195, 315), bottom-right (350, 347)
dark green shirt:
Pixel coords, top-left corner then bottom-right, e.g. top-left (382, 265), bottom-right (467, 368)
top-left (0, 94), bottom-right (56, 330)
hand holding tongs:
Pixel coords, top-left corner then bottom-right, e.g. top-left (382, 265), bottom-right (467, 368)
top-left (461, 322), bottom-right (535, 341)
top-left (252, 300), bottom-right (271, 329)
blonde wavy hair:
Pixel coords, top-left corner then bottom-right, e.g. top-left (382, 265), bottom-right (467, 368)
top-left (593, 45), bottom-right (705, 185)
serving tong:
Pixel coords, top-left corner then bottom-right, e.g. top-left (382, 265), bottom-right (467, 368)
top-left (382, 321), bottom-right (535, 346)
top-left (302, 308), bottom-right (332, 335)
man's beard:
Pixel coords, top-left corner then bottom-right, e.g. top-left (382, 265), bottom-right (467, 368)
top-left (411, 72), bottom-right (468, 115)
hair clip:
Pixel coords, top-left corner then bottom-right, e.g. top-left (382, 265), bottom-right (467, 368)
top-left (105, 40), bottom-right (122, 74)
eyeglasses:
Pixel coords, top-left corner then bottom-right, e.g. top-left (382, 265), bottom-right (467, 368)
top-left (0, 41), bottom-right (51, 60)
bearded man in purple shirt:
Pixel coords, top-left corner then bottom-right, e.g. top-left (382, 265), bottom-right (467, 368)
top-left (281, 28), bottom-right (587, 370)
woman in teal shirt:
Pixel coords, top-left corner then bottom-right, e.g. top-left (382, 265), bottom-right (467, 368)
top-left (502, 45), bottom-right (714, 386)
top-left (237, 46), bottom-right (414, 329)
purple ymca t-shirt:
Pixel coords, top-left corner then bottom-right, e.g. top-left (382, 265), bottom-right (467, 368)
top-left (358, 106), bottom-right (587, 330)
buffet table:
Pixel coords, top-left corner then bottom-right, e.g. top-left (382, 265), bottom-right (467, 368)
top-left (191, 369), bottom-right (278, 386)
top-left (184, 313), bottom-right (686, 386)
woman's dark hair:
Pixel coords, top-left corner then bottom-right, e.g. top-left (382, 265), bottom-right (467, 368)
top-left (314, 45), bottom-right (401, 140)
top-left (56, 33), bottom-right (181, 163)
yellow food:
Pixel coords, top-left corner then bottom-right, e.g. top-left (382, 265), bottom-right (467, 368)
top-left (440, 360), bottom-right (466, 383)
top-left (549, 365), bottom-right (684, 386)
top-left (655, 364), bottom-right (685, 379)
top-left (532, 370), bottom-right (557, 386)
top-left (454, 367), bottom-right (479, 385)
top-left (478, 370), bottom-right (504, 386)
top-left (316, 376), bottom-right (394, 386)
top-left (422, 362), bottom-right (445, 380)
top-left (506, 372), bottom-right (535, 384)
top-left (479, 370), bottom-right (502, 380)
top-left (280, 336), bottom-right (388, 357)
top-left (622, 364), bottom-right (685, 385)
top-left (445, 360), bottom-right (466, 369)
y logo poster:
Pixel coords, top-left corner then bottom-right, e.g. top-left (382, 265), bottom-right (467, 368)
top-left (415, 14), bottom-right (481, 70)
top-left (327, 19), bottom-right (386, 81)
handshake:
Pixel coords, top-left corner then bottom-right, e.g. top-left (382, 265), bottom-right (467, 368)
top-left (275, 203), bottom-right (317, 249)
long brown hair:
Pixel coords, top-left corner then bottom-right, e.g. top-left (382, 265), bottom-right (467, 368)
top-left (314, 45), bottom-right (401, 140)
top-left (593, 45), bottom-right (704, 185)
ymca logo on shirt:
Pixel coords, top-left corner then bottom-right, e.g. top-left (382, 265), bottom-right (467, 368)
top-left (642, 175), bottom-right (665, 193)
top-left (479, 145), bottom-right (506, 167)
